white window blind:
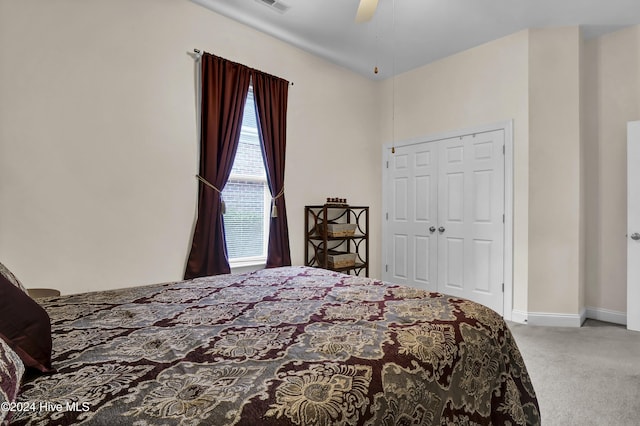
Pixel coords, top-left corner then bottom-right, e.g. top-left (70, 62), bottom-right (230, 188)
top-left (222, 87), bottom-right (269, 263)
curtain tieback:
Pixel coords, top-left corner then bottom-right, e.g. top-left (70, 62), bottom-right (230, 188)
top-left (196, 175), bottom-right (226, 214)
top-left (271, 187), bottom-right (285, 218)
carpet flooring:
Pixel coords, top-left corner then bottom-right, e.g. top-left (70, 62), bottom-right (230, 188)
top-left (509, 319), bottom-right (640, 425)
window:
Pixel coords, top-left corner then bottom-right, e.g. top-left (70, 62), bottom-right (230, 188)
top-left (221, 87), bottom-right (270, 265)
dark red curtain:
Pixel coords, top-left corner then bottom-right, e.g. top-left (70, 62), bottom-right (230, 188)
top-left (185, 53), bottom-right (251, 279)
top-left (252, 71), bottom-right (291, 268)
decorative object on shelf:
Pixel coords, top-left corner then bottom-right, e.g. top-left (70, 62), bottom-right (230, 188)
top-left (305, 205), bottom-right (369, 277)
top-left (319, 251), bottom-right (357, 269)
top-left (317, 223), bottom-right (357, 238)
top-left (325, 197), bottom-right (348, 207)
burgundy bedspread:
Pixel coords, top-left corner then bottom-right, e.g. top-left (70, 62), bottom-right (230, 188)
top-left (12, 266), bottom-right (539, 425)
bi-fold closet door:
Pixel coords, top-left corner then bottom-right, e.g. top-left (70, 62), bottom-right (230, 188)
top-left (384, 130), bottom-right (505, 314)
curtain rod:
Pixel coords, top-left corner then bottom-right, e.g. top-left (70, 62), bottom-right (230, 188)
top-left (193, 49), bottom-right (293, 86)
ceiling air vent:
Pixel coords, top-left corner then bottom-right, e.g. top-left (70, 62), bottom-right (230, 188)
top-left (255, 0), bottom-right (290, 14)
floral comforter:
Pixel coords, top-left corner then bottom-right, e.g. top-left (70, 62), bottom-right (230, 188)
top-left (13, 266), bottom-right (539, 425)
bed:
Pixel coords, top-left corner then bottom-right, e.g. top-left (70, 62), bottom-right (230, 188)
top-left (2, 266), bottom-right (540, 425)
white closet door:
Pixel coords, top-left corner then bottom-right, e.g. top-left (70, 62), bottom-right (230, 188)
top-left (437, 131), bottom-right (504, 314)
top-left (387, 143), bottom-right (438, 290)
top-left (383, 129), bottom-right (505, 314)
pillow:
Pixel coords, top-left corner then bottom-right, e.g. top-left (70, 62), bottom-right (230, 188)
top-left (0, 337), bottom-right (25, 425)
top-left (0, 272), bottom-right (54, 373)
top-left (0, 261), bottom-right (29, 295)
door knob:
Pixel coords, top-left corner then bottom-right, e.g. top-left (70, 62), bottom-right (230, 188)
top-left (632, 233), bottom-right (640, 241)
top-left (429, 226), bottom-right (436, 233)
top-left (438, 226), bottom-right (445, 233)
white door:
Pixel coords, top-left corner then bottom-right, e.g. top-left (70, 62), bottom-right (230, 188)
top-left (384, 130), bottom-right (505, 314)
top-left (387, 142), bottom-right (438, 290)
top-left (438, 131), bottom-right (505, 314)
top-left (628, 121), bottom-right (640, 332)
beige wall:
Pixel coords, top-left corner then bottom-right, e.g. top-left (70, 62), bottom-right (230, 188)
top-left (0, 0), bottom-right (380, 294)
top-left (377, 31), bottom-right (531, 313)
top-left (527, 27), bottom-right (583, 314)
top-left (583, 26), bottom-right (640, 313)
top-left (579, 34), bottom-right (587, 312)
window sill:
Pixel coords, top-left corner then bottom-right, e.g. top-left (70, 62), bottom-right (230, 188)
top-left (230, 258), bottom-right (266, 274)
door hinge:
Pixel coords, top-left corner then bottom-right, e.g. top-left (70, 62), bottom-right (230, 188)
top-left (385, 265), bottom-right (388, 272)
top-left (503, 145), bottom-right (505, 155)
top-left (503, 214), bottom-right (505, 223)
top-left (502, 283), bottom-right (504, 292)
top-left (386, 161), bottom-right (389, 168)
top-left (386, 212), bottom-right (389, 220)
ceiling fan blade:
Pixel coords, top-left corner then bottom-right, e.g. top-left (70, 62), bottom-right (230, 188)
top-left (355, 0), bottom-right (379, 23)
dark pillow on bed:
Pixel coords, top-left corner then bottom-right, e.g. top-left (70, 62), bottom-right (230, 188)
top-left (0, 261), bottom-right (29, 295)
top-left (0, 272), bottom-right (54, 373)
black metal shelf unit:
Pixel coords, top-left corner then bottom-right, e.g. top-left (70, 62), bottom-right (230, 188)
top-left (304, 205), bottom-right (369, 277)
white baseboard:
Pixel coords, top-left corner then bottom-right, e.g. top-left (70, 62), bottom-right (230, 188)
top-left (585, 306), bottom-right (627, 325)
top-left (510, 309), bottom-right (529, 324)
top-left (512, 307), bottom-right (627, 328)
top-left (527, 308), bottom-right (586, 328)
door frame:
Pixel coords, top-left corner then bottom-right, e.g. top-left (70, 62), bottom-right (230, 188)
top-left (382, 120), bottom-right (514, 320)
top-left (628, 121), bottom-right (640, 332)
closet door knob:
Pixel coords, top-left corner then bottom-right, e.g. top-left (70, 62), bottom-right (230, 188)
top-left (438, 226), bottom-right (445, 233)
top-left (429, 226), bottom-right (436, 233)
top-left (632, 233), bottom-right (640, 241)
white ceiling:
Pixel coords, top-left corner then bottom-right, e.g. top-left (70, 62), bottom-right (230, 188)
top-left (191, 0), bottom-right (639, 80)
